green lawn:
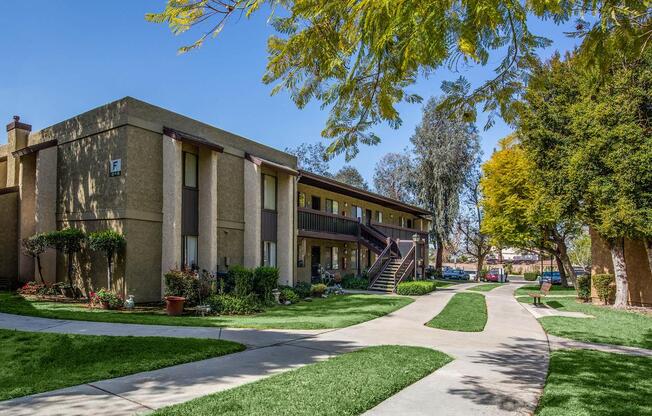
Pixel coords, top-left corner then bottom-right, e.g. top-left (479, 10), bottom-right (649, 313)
top-left (0, 292), bottom-right (412, 330)
top-left (426, 292), bottom-right (488, 332)
top-left (536, 349), bottom-right (652, 416)
top-left (0, 329), bottom-right (244, 401)
top-left (466, 283), bottom-right (503, 292)
top-left (514, 285), bottom-right (576, 297)
top-left (433, 279), bottom-right (465, 287)
top-left (153, 345), bottom-right (452, 416)
top-left (518, 297), bottom-right (652, 349)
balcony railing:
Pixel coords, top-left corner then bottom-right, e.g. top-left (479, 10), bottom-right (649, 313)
top-left (298, 208), bottom-right (359, 237)
top-left (371, 221), bottom-right (429, 242)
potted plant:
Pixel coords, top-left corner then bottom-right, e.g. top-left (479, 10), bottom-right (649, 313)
top-left (92, 288), bottom-right (123, 310)
top-left (164, 295), bottom-right (186, 315)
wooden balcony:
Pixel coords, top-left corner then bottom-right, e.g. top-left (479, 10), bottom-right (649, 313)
top-left (297, 208), bottom-right (359, 241)
top-left (370, 221), bottom-right (429, 243)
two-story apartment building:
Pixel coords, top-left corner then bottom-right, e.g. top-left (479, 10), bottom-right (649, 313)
top-left (0, 97), bottom-right (429, 301)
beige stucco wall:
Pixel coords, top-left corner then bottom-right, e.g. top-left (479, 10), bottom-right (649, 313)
top-left (34, 146), bottom-right (58, 283)
top-left (591, 228), bottom-right (652, 307)
top-left (0, 191), bottom-right (19, 284)
top-left (243, 159), bottom-right (262, 268)
top-left (0, 159), bottom-right (7, 188)
top-left (277, 172), bottom-right (295, 285)
top-left (198, 147), bottom-right (218, 272)
top-left (18, 153), bottom-right (36, 282)
top-left (216, 152), bottom-right (245, 271)
top-left (161, 134), bottom-right (182, 292)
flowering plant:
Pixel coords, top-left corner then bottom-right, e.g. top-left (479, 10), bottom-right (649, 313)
top-left (90, 288), bottom-right (123, 309)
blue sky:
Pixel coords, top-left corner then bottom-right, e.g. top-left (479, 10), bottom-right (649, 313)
top-left (0, 1), bottom-right (582, 183)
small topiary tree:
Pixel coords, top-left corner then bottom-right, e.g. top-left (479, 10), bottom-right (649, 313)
top-left (46, 228), bottom-right (86, 297)
top-left (21, 233), bottom-right (49, 284)
top-left (576, 275), bottom-right (591, 301)
top-left (88, 230), bottom-right (126, 291)
top-left (592, 274), bottom-right (615, 305)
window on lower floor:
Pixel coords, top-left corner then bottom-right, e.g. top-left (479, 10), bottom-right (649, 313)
top-left (183, 235), bottom-right (198, 270)
top-left (263, 241), bottom-right (277, 267)
top-left (350, 249), bottom-right (357, 272)
top-left (330, 246), bottom-right (339, 270)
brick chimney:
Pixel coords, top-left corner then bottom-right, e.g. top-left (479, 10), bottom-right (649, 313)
top-left (6, 115), bottom-right (31, 187)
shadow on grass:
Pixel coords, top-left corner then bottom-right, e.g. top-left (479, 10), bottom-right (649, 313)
top-left (536, 349), bottom-right (652, 416)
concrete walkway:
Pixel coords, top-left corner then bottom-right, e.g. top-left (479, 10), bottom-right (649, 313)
top-left (0, 282), bottom-right (549, 416)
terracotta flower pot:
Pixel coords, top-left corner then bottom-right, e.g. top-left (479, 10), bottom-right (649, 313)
top-left (165, 296), bottom-right (186, 316)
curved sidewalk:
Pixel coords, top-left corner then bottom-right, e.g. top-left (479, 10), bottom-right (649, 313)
top-left (0, 283), bottom-right (548, 415)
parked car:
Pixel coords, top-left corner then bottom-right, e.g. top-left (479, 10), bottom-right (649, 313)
top-left (442, 267), bottom-right (469, 280)
top-left (539, 271), bottom-right (561, 285)
top-left (483, 269), bottom-right (501, 282)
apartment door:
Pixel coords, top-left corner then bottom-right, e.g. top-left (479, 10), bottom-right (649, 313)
top-left (365, 209), bottom-right (372, 225)
top-left (311, 246), bottom-right (321, 281)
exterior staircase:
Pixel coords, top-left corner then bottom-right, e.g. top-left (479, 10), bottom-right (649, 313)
top-left (368, 257), bottom-right (403, 292)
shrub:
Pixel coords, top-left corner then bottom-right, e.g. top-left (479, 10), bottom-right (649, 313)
top-left (253, 266), bottom-right (279, 304)
top-left (523, 272), bottom-right (538, 281)
top-left (207, 294), bottom-right (262, 315)
top-left (279, 287), bottom-right (300, 304)
top-left (45, 228), bottom-right (86, 294)
top-left (21, 233), bottom-right (49, 284)
top-left (592, 274), bottom-right (615, 305)
top-left (17, 281), bottom-right (45, 296)
top-left (294, 281), bottom-right (312, 298)
top-left (91, 288), bottom-right (123, 309)
top-left (229, 265), bottom-right (255, 297)
top-left (164, 269), bottom-right (200, 306)
top-left (396, 281), bottom-right (436, 296)
top-left (311, 283), bottom-right (327, 297)
top-left (341, 274), bottom-right (369, 290)
top-left (576, 275), bottom-right (591, 301)
top-left (88, 229), bottom-right (125, 290)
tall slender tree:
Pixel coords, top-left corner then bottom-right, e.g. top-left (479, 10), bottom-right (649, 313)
top-left (411, 97), bottom-right (479, 273)
top-left (372, 152), bottom-right (416, 204)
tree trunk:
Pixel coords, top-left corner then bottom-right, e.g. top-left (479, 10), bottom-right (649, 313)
top-left (66, 252), bottom-right (77, 298)
top-left (36, 255), bottom-right (45, 284)
top-left (609, 238), bottom-right (628, 308)
top-left (107, 255), bottom-right (113, 291)
top-left (558, 242), bottom-right (577, 289)
top-left (476, 255), bottom-right (484, 282)
top-left (555, 255), bottom-right (568, 287)
top-left (435, 238), bottom-right (443, 273)
top-left (645, 239), bottom-right (652, 276)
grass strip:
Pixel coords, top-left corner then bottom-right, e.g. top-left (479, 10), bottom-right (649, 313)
top-left (0, 292), bottom-right (412, 330)
top-left (0, 329), bottom-right (244, 401)
top-left (513, 285), bottom-right (576, 297)
top-left (467, 283), bottom-right (503, 292)
top-left (154, 345), bottom-right (452, 416)
top-left (517, 297), bottom-right (652, 349)
top-left (536, 349), bottom-right (652, 416)
top-left (427, 292), bottom-right (487, 332)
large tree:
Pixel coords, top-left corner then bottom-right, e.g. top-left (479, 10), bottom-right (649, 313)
top-left (481, 135), bottom-right (580, 287)
top-left (518, 44), bottom-right (652, 307)
top-left (147, 0), bottom-right (651, 158)
top-left (285, 142), bottom-right (332, 177)
top-left (372, 152), bottom-right (416, 204)
top-left (411, 97), bottom-right (479, 273)
top-left (333, 165), bottom-right (369, 190)
top-left (458, 167), bottom-right (492, 280)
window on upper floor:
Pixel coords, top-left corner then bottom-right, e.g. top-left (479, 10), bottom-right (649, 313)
top-left (298, 192), bottom-right (306, 208)
top-left (375, 211), bottom-right (383, 223)
top-left (311, 195), bottom-right (321, 211)
top-left (183, 152), bottom-right (198, 188)
top-left (263, 174), bottom-right (277, 211)
top-left (326, 199), bottom-right (339, 215)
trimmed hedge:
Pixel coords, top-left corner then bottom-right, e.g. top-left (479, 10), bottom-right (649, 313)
top-left (576, 275), bottom-right (591, 301)
top-left (341, 275), bottom-right (369, 290)
top-left (396, 281), bottom-right (436, 296)
top-left (523, 272), bottom-right (538, 281)
top-left (207, 294), bottom-right (262, 315)
top-left (592, 274), bottom-right (615, 304)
